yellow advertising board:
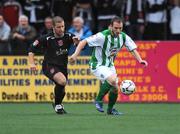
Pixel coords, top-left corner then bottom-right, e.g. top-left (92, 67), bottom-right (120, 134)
top-left (0, 56), bottom-right (99, 102)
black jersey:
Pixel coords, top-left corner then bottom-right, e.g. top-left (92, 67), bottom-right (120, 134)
top-left (29, 32), bottom-right (74, 66)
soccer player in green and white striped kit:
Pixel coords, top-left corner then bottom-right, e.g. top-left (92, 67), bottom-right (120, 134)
top-left (69, 16), bottom-right (148, 115)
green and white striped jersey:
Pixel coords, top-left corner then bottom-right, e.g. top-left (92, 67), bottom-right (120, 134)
top-left (86, 29), bottom-right (137, 70)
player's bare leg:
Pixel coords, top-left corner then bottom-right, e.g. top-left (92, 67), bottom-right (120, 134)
top-left (53, 72), bottom-right (67, 86)
top-left (106, 74), bottom-right (119, 90)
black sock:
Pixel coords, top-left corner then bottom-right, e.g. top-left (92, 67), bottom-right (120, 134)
top-left (54, 84), bottom-right (65, 105)
top-left (59, 88), bottom-right (65, 104)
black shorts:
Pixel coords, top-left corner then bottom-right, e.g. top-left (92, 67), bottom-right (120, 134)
top-left (42, 61), bottom-right (68, 83)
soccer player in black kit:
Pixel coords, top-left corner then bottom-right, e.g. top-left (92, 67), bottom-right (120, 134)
top-left (28, 16), bottom-right (79, 114)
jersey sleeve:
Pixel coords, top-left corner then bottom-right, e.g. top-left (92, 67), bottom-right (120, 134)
top-left (68, 33), bottom-right (75, 44)
top-left (28, 35), bottom-right (47, 53)
top-left (124, 34), bottom-right (137, 51)
top-left (66, 32), bottom-right (75, 48)
top-left (85, 32), bottom-right (105, 47)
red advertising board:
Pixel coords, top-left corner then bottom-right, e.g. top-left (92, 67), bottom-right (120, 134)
top-left (105, 41), bottom-right (180, 102)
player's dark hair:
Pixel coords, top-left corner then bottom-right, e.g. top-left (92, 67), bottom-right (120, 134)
top-left (52, 16), bottom-right (64, 26)
top-left (110, 16), bottom-right (123, 25)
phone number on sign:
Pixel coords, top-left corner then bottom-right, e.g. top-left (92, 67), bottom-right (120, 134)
top-left (129, 94), bottom-right (168, 101)
top-left (66, 92), bottom-right (97, 101)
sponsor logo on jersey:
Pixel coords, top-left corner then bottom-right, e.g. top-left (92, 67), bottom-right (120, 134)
top-left (109, 47), bottom-right (118, 57)
top-left (56, 48), bottom-right (68, 56)
top-left (100, 74), bottom-right (104, 78)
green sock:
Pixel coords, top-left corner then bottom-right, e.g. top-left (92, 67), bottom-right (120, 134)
top-left (108, 90), bottom-right (118, 111)
top-left (96, 80), bottom-right (112, 102)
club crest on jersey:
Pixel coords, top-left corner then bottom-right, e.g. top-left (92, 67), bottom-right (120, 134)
top-left (33, 40), bottom-right (39, 46)
top-left (50, 68), bottom-right (55, 74)
top-left (57, 40), bottom-right (63, 46)
top-left (100, 74), bottom-right (104, 78)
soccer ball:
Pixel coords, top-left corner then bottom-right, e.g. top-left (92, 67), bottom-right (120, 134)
top-left (120, 80), bottom-right (136, 95)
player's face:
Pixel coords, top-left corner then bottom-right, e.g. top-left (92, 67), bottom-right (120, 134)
top-left (54, 22), bottom-right (65, 36)
top-left (111, 22), bottom-right (123, 37)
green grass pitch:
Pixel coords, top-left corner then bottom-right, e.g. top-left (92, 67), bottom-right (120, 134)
top-left (0, 103), bottom-right (180, 134)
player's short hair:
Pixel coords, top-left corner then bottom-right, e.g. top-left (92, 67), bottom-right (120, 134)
top-left (52, 16), bottom-right (64, 26)
top-left (110, 16), bottom-right (123, 25)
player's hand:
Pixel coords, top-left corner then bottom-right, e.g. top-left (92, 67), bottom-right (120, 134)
top-left (72, 36), bottom-right (80, 45)
top-left (140, 60), bottom-right (148, 67)
top-left (29, 64), bottom-right (37, 71)
top-left (69, 54), bottom-right (77, 64)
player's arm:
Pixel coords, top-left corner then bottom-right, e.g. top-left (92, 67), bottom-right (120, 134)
top-left (28, 38), bottom-right (44, 70)
top-left (69, 32), bottom-right (104, 64)
top-left (28, 52), bottom-right (36, 70)
top-left (124, 34), bottom-right (148, 67)
top-left (28, 40), bottom-right (39, 70)
top-left (69, 39), bottom-right (87, 64)
top-left (131, 49), bottom-right (148, 67)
